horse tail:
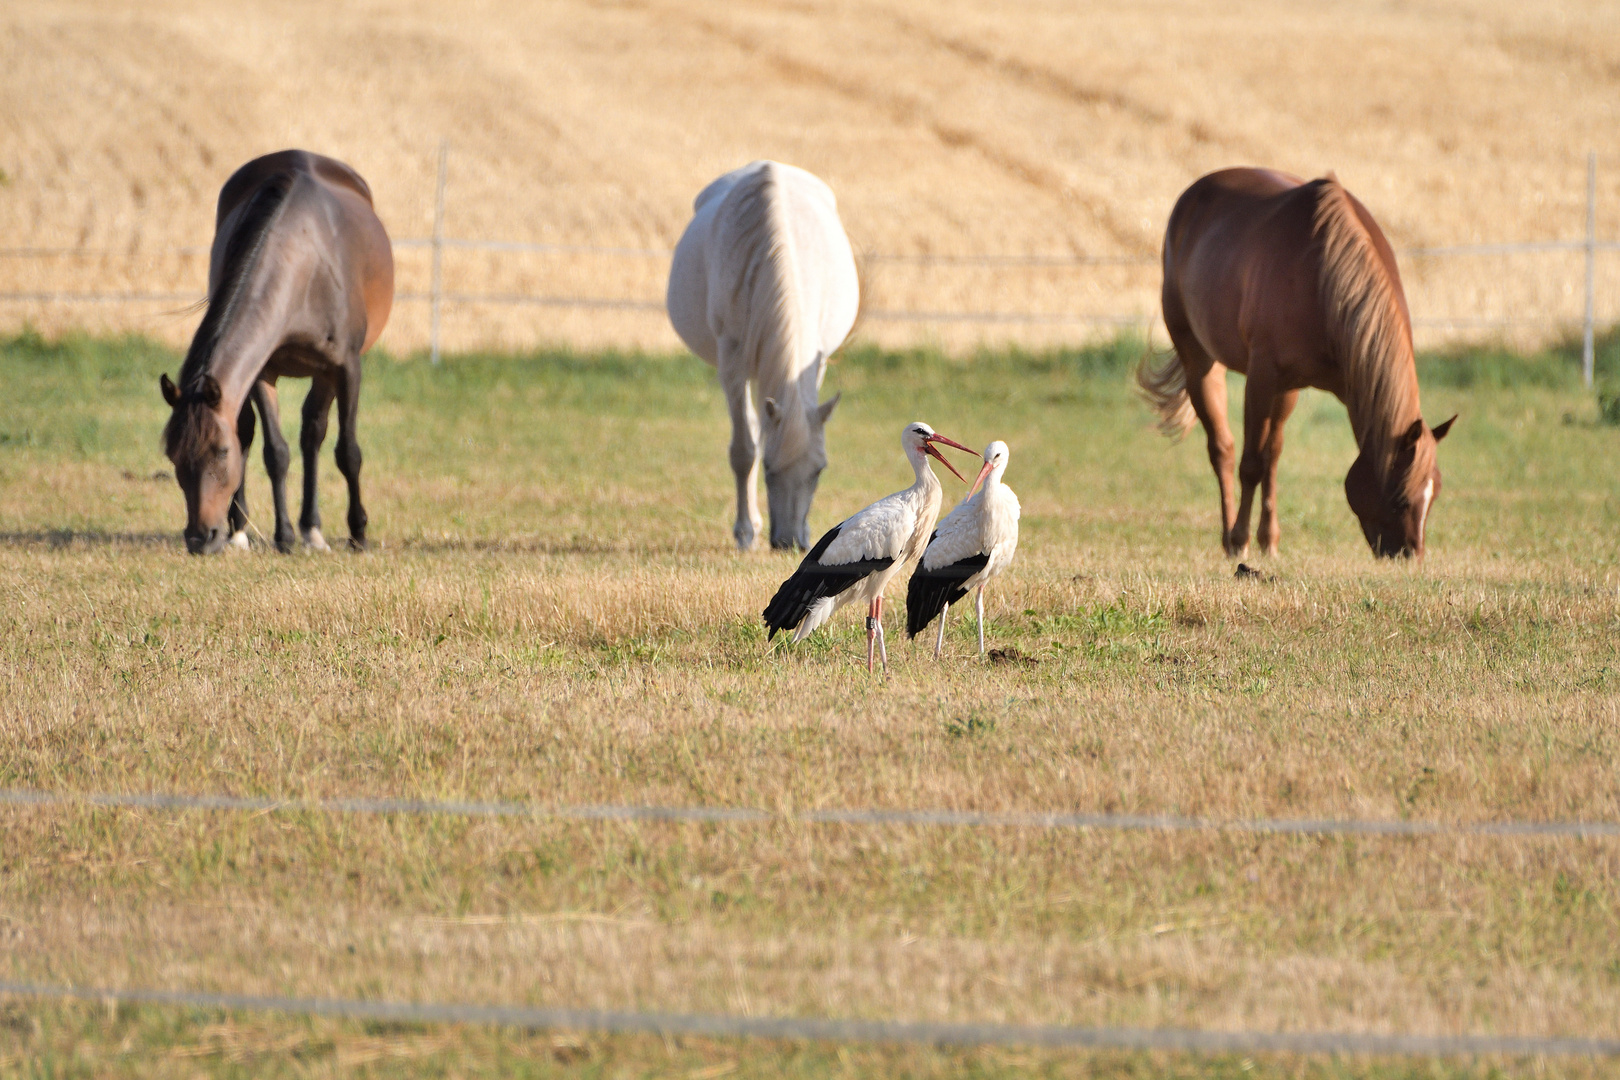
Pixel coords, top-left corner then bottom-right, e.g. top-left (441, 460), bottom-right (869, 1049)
top-left (844, 244), bottom-right (870, 347)
top-left (1312, 176), bottom-right (1418, 478)
top-left (1136, 337), bottom-right (1196, 439)
top-left (723, 163), bottom-right (808, 402)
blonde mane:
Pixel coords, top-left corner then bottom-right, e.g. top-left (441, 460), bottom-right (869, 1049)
top-left (717, 162), bottom-right (813, 462)
top-left (1313, 178), bottom-right (1429, 492)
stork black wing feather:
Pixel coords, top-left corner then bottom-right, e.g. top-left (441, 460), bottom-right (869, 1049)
top-left (905, 541), bottom-right (991, 637)
top-left (761, 524), bottom-right (895, 639)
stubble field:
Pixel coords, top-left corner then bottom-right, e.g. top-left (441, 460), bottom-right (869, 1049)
top-left (5, 0), bottom-right (1620, 351)
top-left (1, 330), bottom-right (1619, 1076)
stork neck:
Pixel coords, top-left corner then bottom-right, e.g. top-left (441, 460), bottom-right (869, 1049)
top-left (909, 450), bottom-right (942, 492)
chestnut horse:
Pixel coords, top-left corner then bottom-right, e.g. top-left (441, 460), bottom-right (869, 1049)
top-left (1139, 168), bottom-right (1454, 559)
top-left (160, 150), bottom-right (393, 554)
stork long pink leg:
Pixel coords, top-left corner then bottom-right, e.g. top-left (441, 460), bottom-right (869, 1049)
top-left (866, 598), bottom-right (878, 674)
top-left (933, 600), bottom-right (949, 659)
top-left (976, 586), bottom-right (986, 656)
top-left (875, 595), bottom-right (889, 673)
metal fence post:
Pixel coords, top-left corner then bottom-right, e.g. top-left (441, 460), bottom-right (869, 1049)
top-left (430, 140), bottom-right (448, 365)
top-left (1584, 150), bottom-right (1596, 388)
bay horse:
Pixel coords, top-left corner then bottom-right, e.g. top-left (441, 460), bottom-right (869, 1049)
top-left (1138, 168), bottom-right (1454, 559)
top-left (160, 150), bottom-right (393, 554)
top-left (667, 160), bottom-right (858, 551)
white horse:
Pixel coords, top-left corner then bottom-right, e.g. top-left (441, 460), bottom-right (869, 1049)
top-left (667, 160), bottom-right (859, 551)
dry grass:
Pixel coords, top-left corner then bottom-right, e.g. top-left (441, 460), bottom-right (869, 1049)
top-left (5, 1), bottom-right (1620, 352)
top-left (2, 332), bottom-right (1620, 1075)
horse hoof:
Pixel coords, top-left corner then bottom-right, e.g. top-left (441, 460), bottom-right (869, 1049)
top-left (301, 527), bottom-right (332, 553)
top-left (227, 530), bottom-right (250, 551)
top-left (347, 537), bottom-right (368, 553)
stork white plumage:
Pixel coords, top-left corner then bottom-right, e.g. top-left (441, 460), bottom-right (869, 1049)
top-left (763, 422), bottom-right (975, 672)
top-left (906, 440), bottom-right (1020, 657)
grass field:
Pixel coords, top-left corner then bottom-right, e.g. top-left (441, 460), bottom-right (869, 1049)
top-left (6, 0), bottom-right (1620, 351)
top-left (2, 331), bottom-right (1620, 1076)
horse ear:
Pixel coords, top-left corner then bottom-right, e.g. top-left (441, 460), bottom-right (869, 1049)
top-left (762, 397), bottom-right (781, 422)
top-left (1399, 418), bottom-right (1424, 448)
top-left (1430, 414), bottom-right (1457, 442)
top-left (815, 392), bottom-right (840, 425)
top-left (160, 373), bottom-right (180, 406)
top-left (200, 374), bottom-right (222, 408)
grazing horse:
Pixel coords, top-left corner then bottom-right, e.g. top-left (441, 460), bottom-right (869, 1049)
top-left (1138, 168), bottom-right (1454, 558)
top-left (667, 160), bottom-right (858, 551)
top-left (160, 150), bottom-right (393, 554)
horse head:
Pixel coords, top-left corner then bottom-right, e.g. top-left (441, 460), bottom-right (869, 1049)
top-left (160, 372), bottom-right (243, 554)
top-left (1345, 415), bottom-right (1454, 559)
top-left (760, 360), bottom-right (840, 550)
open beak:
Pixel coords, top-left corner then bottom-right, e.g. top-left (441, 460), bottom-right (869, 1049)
top-left (923, 435), bottom-right (972, 483)
top-left (924, 433), bottom-right (976, 483)
top-left (968, 458), bottom-right (995, 498)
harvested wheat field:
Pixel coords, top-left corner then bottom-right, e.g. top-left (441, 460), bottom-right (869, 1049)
top-left (4, 0), bottom-right (1620, 351)
top-left (2, 327), bottom-right (1619, 1076)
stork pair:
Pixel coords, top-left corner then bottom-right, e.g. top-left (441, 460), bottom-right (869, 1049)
top-left (762, 424), bottom-right (1021, 672)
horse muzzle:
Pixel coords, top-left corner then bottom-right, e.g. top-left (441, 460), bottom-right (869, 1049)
top-left (185, 523), bottom-right (228, 555)
top-left (770, 526), bottom-right (810, 552)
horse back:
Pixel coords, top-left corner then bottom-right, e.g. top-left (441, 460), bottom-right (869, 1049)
top-left (668, 161), bottom-right (857, 373)
top-left (210, 151), bottom-right (393, 354)
top-left (1164, 169), bottom-right (1336, 384)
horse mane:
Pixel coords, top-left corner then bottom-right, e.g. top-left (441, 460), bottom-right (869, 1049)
top-left (1312, 177), bottom-right (1427, 494)
top-left (163, 169), bottom-right (298, 459)
top-left (721, 162), bottom-right (813, 458)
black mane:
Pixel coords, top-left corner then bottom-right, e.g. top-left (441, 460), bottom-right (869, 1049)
top-left (163, 170), bottom-right (299, 459)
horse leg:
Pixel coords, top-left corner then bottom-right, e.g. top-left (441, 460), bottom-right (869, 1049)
top-left (253, 381), bottom-right (297, 553)
top-left (227, 396), bottom-right (256, 550)
top-left (720, 342), bottom-right (762, 551)
top-left (332, 363), bottom-right (368, 551)
top-left (1234, 364), bottom-right (1282, 557)
top-left (298, 380), bottom-right (336, 551)
top-left (1256, 389), bottom-right (1300, 556)
top-left (1178, 353), bottom-right (1240, 555)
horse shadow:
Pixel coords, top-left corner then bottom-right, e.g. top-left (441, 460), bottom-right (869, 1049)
top-left (0, 530), bottom-right (177, 550)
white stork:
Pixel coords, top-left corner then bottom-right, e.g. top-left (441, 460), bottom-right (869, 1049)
top-left (906, 440), bottom-right (1020, 657)
top-left (762, 422), bottom-right (975, 672)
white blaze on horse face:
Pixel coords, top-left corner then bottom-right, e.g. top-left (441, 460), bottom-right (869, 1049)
top-left (1416, 477), bottom-right (1435, 546)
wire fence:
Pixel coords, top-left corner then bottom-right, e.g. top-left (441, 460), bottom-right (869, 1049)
top-left (6, 785), bottom-right (1620, 840)
top-left (4, 981), bottom-right (1618, 1057)
top-left (2, 149), bottom-right (1617, 379)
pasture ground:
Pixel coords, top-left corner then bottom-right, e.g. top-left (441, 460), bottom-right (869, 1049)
top-left (1, 331), bottom-right (1619, 1077)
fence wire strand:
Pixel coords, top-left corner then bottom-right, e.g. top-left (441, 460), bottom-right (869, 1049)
top-left (2, 981), bottom-right (1616, 1057)
top-left (5, 787), bottom-right (1618, 840)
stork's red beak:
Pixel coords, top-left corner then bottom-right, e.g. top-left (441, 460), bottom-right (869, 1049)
top-left (923, 433), bottom-right (974, 483)
top-left (968, 457), bottom-right (995, 497)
